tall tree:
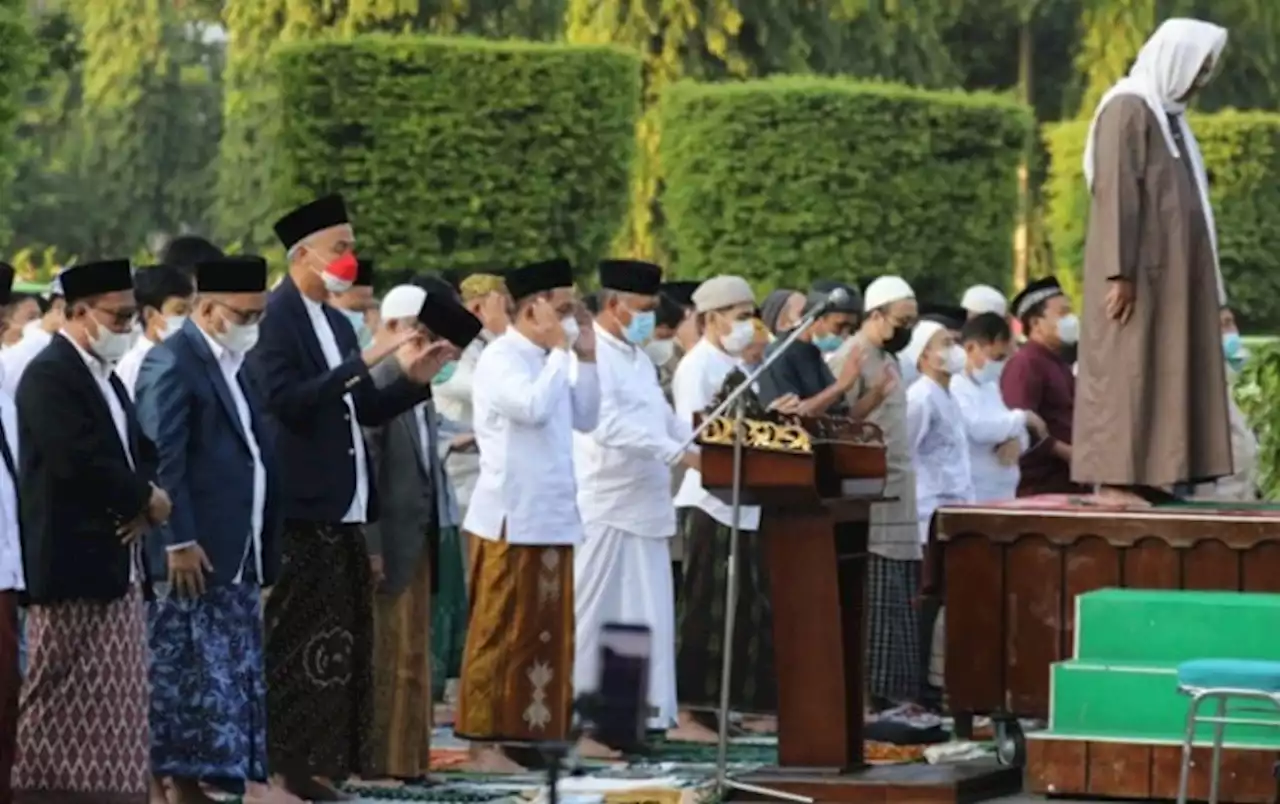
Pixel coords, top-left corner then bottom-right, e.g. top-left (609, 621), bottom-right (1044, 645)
top-left (0, 0), bottom-right (36, 248)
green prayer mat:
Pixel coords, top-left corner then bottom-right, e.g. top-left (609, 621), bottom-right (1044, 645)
top-left (432, 525), bottom-right (469, 700)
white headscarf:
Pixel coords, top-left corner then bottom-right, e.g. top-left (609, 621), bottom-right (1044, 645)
top-left (1083, 18), bottom-right (1228, 304)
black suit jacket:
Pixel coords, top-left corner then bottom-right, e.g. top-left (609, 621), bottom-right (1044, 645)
top-left (17, 333), bottom-right (156, 603)
top-left (247, 275), bottom-right (430, 522)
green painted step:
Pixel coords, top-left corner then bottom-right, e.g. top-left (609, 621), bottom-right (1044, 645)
top-left (1074, 589), bottom-right (1280, 664)
top-left (1050, 660), bottom-right (1280, 748)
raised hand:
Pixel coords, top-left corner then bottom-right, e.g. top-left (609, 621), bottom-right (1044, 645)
top-left (529, 298), bottom-right (566, 350)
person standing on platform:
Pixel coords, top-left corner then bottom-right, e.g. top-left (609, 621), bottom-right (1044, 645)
top-left (670, 275), bottom-right (775, 742)
top-left (1, 271), bottom-right (66, 399)
top-left (828, 275), bottom-right (920, 712)
top-left (0, 264), bottom-right (22, 804)
top-left (1001, 277), bottom-right (1082, 497)
top-left (951, 313), bottom-right (1047, 503)
top-left (455, 258), bottom-right (600, 773)
top-left (14, 259), bottom-right (170, 804)
top-left (1073, 19), bottom-right (1232, 506)
top-left (134, 255), bottom-right (293, 804)
top-left (249, 194), bottom-right (453, 801)
top-left (363, 284), bottom-right (478, 782)
top-left (116, 265), bottom-right (195, 397)
top-left (573, 260), bottom-right (695, 752)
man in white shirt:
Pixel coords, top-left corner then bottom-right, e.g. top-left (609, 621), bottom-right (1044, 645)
top-left (0, 272), bottom-right (66, 398)
top-left (0, 263), bottom-right (23, 804)
top-left (455, 258), bottom-right (600, 773)
top-left (670, 275), bottom-right (773, 742)
top-left (134, 255), bottom-right (294, 804)
top-left (116, 264), bottom-right (195, 397)
top-left (572, 260), bottom-right (698, 754)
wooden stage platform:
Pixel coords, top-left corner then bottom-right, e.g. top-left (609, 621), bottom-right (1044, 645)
top-left (731, 760), bottom-right (1022, 803)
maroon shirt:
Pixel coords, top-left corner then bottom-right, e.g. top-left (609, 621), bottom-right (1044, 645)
top-left (1000, 339), bottom-right (1082, 496)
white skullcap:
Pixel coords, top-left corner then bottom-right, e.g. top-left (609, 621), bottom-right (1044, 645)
top-left (863, 275), bottom-right (915, 312)
top-left (900, 320), bottom-right (946, 372)
top-left (379, 284), bottom-right (426, 321)
top-left (692, 275), bottom-right (755, 313)
top-left (961, 284), bottom-right (1007, 317)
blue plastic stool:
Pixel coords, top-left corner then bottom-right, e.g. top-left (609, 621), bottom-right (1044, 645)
top-left (1175, 659), bottom-right (1280, 804)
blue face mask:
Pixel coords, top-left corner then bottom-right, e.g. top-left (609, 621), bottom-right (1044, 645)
top-left (624, 310), bottom-right (656, 345)
top-left (814, 334), bottom-right (844, 353)
top-left (1223, 331), bottom-right (1242, 358)
top-left (341, 308), bottom-right (371, 348)
top-left (432, 360), bottom-right (458, 385)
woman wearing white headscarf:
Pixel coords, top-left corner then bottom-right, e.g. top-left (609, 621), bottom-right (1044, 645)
top-left (1072, 18), bottom-right (1234, 506)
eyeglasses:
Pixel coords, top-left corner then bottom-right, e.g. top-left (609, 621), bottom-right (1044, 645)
top-left (215, 301), bottom-right (266, 326)
top-left (92, 305), bottom-right (138, 328)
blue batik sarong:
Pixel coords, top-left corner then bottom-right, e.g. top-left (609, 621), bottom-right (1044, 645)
top-left (147, 582), bottom-right (267, 781)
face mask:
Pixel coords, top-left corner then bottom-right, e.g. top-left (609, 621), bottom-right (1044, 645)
top-left (432, 360), bottom-right (458, 385)
top-left (884, 325), bottom-right (912, 355)
top-left (1056, 314), bottom-right (1080, 345)
top-left (22, 319), bottom-right (40, 338)
top-left (1223, 331), bottom-right (1242, 359)
top-left (560, 316), bottom-right (581, 348)
top-left (814, 334), bottom-right (844, 354)
top-left (721, 319), bottom-right (755, 356)
top-left (623, 310), bottom-right (656, 346)
top-left (160, 315), bottom-right (186, 341)
top-left (340, 308), bottom-right (372, 348)
top-left (88, 319), bottom-right (134, 364)
top-left (218, 318), bottom-right (260, 355)
top-left (644, 338), bottom-right (675, 366)
top-left (973, 357), bottom-right (1005, 385)
top-left (943, 344), bottom-right (966, 375)
top-left (314, 252), bottom-right (359, 295)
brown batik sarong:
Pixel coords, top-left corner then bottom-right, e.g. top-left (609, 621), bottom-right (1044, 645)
top-left (0, 591), bottom-right (18, 803)
top-left (14, 587), bottom-right (149, 803)
top-left (675, 507), bottom-right (777, 714)
top-left (265, 521), bottom-right (373, 778)
top-left (455, 534), bottom-right (574, 743)
top-left (368, 545), bottom-right (432, 779)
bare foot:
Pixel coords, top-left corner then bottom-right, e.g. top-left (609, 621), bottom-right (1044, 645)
top-left (280, 773), bottom-right (353, 801)
top-left (244, 781), bottom-right (308, 804)
top-left (740, 714), bottom-right (777, 734)
top-left (461, 745), bottom-right (527, 773)
top-left (576, 735), bottom-right (623, 760)
top-left (1094, 485), bottom-right (1152, 508)
top-left (666, 710), bottom-right (720, 744)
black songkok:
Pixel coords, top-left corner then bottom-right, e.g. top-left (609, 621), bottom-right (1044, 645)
top-left (60, 260), bottom-right (134, 305)
top-left (505, 258), bottom-right (574, 302)
top-left (599, 259), bottom-right (662, 295)
top-left (195, 256), bottom-right (269, 294)
top-left (1011, 276), bottom-right (1065, 320)
top-left (355, 259), bottom-right (375, 288)
top-left (273, 194), bottom-right (349, 250)
top-left (419, 290), bottom-right (483, 349)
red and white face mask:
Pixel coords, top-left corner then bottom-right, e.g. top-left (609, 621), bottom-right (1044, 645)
top-left (314, 251), bottom-right (358, 294)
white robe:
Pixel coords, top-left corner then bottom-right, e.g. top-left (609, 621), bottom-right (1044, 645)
top-left (950, 371), bottom-right (1029, 503)
top-left (906, 376), bottom-right (975, 544)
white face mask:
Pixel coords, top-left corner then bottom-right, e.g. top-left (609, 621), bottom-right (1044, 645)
top-left (160, 315), bottom-right (186, 341)
top-left (560, 316), bottom-right (580, 349)
top-left (218, 319), bottom-right (260, 355)
top-left (89, 320), bottom-right (134, 364)
top-left (721, 319), bottom-right (755, 356)
top-left (942, 344), bottom-right (967, 375)
top-left (1056, 314), bottom-right (1080, 345)
top-left (644, 337), bottom-right (676, 366)
top-left (973, 357), bottom-right (1005, 385)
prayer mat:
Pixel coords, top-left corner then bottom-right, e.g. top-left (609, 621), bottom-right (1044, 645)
top-left (865, 555), bottom-right (921, 707)
top-left (946, 494), bottom-right (1280, 517)
top-left (370, 542), bottom-right (433, 779)
top-left (265, 520), bottom-right (373, 778)
top-left (455, 535), bottom-right (574, 743)
top-left (147, 581), bottom-right (267, 782)
top-left (431, 525), bottom-right (468, 700)
top-left (674, 507), bottom-right (776, 714)
top-left (14, 587), bottom-right (149, 800)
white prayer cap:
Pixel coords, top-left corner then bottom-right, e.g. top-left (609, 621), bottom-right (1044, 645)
top-left (863, 276), bottom-right (915, 313)
top-left (901, 320), bottom-right (946, 371)
top-left (692, 275), bottom-right (755, 313)
top-left (961, 284), bottom-right (1007, 317)
top-left (379, 284), bottom-right (426, 321)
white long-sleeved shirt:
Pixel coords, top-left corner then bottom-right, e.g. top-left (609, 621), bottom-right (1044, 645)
top-left (950, 370), bottom-right (1029, 503)
top-left (0, 323), bottom-right (52, 398)
top-left (464, 328), bottom-right (601, 546)
top-left (907, 375), bottom-right (975, 544)
top-left (115, 335), bottom-right (157, 399)
top-left (672, 338), bottom-right (761, 531)
top-left (575, 324), bottom-right (689, 539)
top-left (0, 369), bottom-right (21, 592)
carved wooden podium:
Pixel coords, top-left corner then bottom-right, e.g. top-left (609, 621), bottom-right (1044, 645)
top-left (696, 411), bottom-right (886, 770)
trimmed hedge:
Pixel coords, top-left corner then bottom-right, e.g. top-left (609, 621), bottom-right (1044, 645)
top-left (271, 35), bottom-right (641, 282)
top-left (657, 76), bottom-right (1033, 298)
top-left (1045, 111), bottom-right (1280, 331)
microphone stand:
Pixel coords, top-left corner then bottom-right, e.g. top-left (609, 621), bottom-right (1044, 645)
top-left (671, 303), bottom-right (835, 804)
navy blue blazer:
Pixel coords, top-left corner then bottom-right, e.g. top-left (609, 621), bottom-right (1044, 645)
top-left (134, 320), bottom-right (283, 587)
top-left (246, 275), bottom-right (430, 522)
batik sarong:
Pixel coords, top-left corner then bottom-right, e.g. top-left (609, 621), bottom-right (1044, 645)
top-left (431, 525), bottom-right (467, 700)
top-left (455, 534), bottom-right (574, 743)
top-left (0, 591), bottom-right (19, 803)
top-left (369, 543), bottom-right (432, 779)
top-left (866, 554), bottom-right (922, 707)
top-left (148, 581), bottom-right (267, 782)
top-left (265, 521), bottom-right (373, 777)
top-left (14, 587), bottom-right (149, 803)
top-left (675, 507), bottom-right (776, 715)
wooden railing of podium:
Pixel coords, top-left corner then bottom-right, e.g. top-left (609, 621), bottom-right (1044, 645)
top-left (695, 412), bottom-right (887, 771)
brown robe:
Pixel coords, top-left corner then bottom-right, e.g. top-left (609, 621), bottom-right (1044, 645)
top-left (1072, 94), bottom-right (1232, 487)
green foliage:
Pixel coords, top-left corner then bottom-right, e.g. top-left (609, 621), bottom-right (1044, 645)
top-left (658, 76), bottom-right (1032, 297)
top-left (0, 0), bottom-right (36, 246)
top-left (271, 35), bottom-right (641, 276)
top-left (1044, 111), bottom-right (1280, 330)
top-left (1235, 343), bottom-right (1280, 499)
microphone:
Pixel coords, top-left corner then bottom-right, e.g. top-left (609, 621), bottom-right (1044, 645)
top-left (811, 287), bottom-right (852, 316)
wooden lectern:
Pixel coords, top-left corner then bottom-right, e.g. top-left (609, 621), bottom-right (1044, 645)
top-left (697, 412), bottom-right (887, 770)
